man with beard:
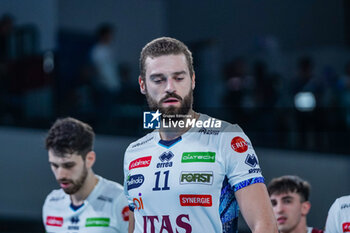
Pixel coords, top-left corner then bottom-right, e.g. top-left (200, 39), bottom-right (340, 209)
top-left (268, 175), bottom-right (323, 233)
top-left (123, 37), bottom-right (277, 233)
top-left (43, 117), bottom-right (129, 233)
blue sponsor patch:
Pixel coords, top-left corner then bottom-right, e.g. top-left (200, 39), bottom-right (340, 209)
top-left (127, 174), bottom-right (144, 190)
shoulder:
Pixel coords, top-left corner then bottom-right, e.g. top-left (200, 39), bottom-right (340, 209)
top-left (43, 189), bottom-right (66, 208)
top-left (125, 132), bottom-right (155, 153)
top-left (333, 195), bottom-right (350, 210)
top-left (98, 177), bottom-right (124, 196)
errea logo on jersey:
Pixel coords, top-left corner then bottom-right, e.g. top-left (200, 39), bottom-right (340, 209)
top-left (46, 216), bottom-right (63, 227)
top-left (129, 156), bottom-right (152, 170)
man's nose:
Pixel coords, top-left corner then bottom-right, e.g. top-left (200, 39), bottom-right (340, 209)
top-left (165, 79), bottom-right (176, 93)
top-left (274, 202), bottom-right (284, 214)
top-left (56, 167), bottom-right (68, 180)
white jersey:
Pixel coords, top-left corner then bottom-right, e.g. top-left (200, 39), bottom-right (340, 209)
top-left (43, 176), bottom-right (129, 233)
top-left (325, 195), bottom-right (350, 233)
top-left (123, 114), bottom-right (264, 233)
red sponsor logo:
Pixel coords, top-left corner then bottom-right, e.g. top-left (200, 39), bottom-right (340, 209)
top-left (122, 206), bottom-right (129, 221)
top-left (180, 194), bottom-right (212, 207)
top-left (231, 136), bottom-right (248, 153)
top-left (129, 156), bottom-right (152, 170)
top-left (46, 216), bottom-right (63, 227)
top-left (343, 222), bottom-right (350, 232)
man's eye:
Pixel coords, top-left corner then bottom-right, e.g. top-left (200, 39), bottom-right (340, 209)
top-left (63, 164), bottom-right (74, 169)
top-left (175, 77), bottom-right (184, 81)
top-left (51, 164), bottom-right (58, 169)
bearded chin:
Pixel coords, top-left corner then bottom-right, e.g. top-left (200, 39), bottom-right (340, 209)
top-left (145, 89), bottom-right (193, 120)
top-left (62, 166), bottom-right (88, 195)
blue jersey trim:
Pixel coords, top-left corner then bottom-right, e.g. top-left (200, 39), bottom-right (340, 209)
top-left (128, 204), bottom-right (135, 212)
top-left (70, 202), bottom-right (84, 211)
top-left (233, 177), bottom-right (265, 192)
top-left (158, 136), bottom-right (182, 148)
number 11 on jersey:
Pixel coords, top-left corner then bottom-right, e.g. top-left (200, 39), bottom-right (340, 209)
top-left (153, 170), bottom-right (170, 191)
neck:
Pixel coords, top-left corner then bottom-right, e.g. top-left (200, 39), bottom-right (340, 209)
top-left (70, 171), bottom-right (98, 206)
top-left (159, 110), bottom-right (199, 141)
top-left (283, 218), bottom-right (308, 233)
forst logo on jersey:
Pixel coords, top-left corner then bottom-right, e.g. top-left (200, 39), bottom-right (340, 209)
top-left (180, 171), bottom-right (213, 185)
top-left (129, 156), bottom-right (152, 170)
top-left (127, 174), bottom-right (144, 190)
top-left (157, 151), bottom-right (174, 168)
top-left (180, 194), bottom-right (212, 207)
top-left (231, 136), bottom-right (248, 153)
top-left (181, 152), bottom-right (216, 163)
top-left (46, 216), bottom-right (63, 227)
top-left (343, 222), bottom-right (350, 232)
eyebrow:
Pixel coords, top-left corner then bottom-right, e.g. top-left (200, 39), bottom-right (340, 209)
top-left (149, 71), bottom-right (187, 80)
top-left (281, 196), bottom-right (293, 201)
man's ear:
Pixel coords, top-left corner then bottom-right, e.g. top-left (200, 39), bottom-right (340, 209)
top-left (191, 73), bottom-right (196, 90)
top-left (85, 151), bottom-right (96, 169)
top-left (301, 201), bottom-right (311, 216)
top-left (139, 76), bottom-right (146, 95)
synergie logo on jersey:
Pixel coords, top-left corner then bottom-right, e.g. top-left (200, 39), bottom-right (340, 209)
top-left (143, 110), bottom-right (161, 129)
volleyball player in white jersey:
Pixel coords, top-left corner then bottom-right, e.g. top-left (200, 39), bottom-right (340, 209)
top-left (123, 37), bottom-right (277, 233)
top-left (325, 195), bottom-right (350, 233)
top-left (43, 117), bottom-right (129, 233)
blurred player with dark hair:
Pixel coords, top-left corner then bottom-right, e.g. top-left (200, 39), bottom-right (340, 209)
top-left (43, 117), bottom-right (129, 233)
top-left (268, 175), bottom-right (323, 233)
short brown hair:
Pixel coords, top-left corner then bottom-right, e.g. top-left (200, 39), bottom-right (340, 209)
top-left (45, 117), bottom-right (94, 159)
top-left (139, 37), bottom-right (194, 79)
top-left (268, 175), bottom-right (311, 202)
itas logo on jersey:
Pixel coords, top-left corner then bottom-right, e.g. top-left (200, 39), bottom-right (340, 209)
top-left (157, 151), bottom-right (174, 168)
top-left (143, 214), bottom-right (192, 233)
top-left (231, 136), bottom-right (248, 153)
top-left (129, 156), bottom-right (152, 170)
top-left (343, 223), bottom-right (350, 232)
top-left (181, 152), bottom-right (216, 163)
top-left (180, 171), bottom-right (213, 185)
top-left (133, 193), bottom-right (144, 210)
top-left (127, 174), bottom-right (144, 190)
top-left (143, 110), bottom-right (161, 129)
top-left (46, 216), bottom-right (63, 227)
top-left (180, 194), bottom-right (212, 207)
top-left (122, 206), bottom-right (129, 221)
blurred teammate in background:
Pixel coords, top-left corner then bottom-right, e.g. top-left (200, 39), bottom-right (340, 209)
top-left (324, 194), bottom-right (350, 233)
top-left (268, 175), bottom-right (323, 233)
top-left (43, 117), bottom-right (129, 233)
top-left (123, 37), bottom-right (277, 233)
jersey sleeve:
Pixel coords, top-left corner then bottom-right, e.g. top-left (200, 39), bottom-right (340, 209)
top-left (123, 148), bottom-right (135, 212)
top-left (324, 199), bottom-right (340, 233)
top-left (220, 127), bottom-right (264, 191)
top-left (113, 191), bottom-right (130, 233)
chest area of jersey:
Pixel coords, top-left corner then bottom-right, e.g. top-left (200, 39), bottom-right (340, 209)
top-left (127, 144), bottom-right (225, 206)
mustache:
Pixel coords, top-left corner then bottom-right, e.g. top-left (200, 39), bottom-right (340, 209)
top-left (160, 93), bottom-right (182, 102)
top-left (58, 179), bottom-right (73, 183)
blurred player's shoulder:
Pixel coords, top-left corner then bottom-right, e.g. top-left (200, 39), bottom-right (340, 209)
top-left (98, 176), bottom-right (124, 196)
top-left (44, 188), bottom-right (67, 206)
top-left (196, 113), bottom-right (244, 135)
top-left (126, 131), bottom-right (156, 152)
